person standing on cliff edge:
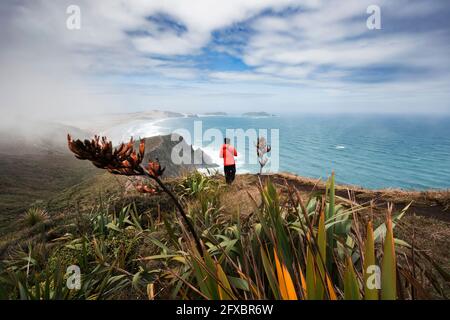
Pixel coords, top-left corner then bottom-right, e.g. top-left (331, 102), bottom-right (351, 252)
top-left (219, 138), bottom-right (237, 184)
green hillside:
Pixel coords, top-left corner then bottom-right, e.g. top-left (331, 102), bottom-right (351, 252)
top-left (0, 168), bottom-right (449, 299)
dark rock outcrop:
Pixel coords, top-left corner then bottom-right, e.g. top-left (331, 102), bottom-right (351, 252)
top-left (138, 134), bottom-right (218, 177)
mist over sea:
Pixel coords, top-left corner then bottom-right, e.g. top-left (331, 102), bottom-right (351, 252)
top-left (114, 114), bottom-right (450, 190)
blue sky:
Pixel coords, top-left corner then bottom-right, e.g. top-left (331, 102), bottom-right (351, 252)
top-left (1, 0), bottom-right (450, 119)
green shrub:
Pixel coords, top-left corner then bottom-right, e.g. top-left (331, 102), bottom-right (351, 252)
top-left (179, 171), bottom-right (222, 199)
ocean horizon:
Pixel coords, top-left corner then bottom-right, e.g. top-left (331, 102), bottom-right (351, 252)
top-left (104, 113), bottom-right (450, 191)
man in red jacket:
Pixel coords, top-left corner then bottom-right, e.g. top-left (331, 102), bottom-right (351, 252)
top-left (219, 138), bottom-right (237, 184)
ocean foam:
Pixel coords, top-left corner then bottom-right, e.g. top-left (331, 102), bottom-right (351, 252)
top-left (102, 118), bottom-right (169, 144)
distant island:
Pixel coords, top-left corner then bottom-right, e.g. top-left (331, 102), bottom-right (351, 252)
top-left (242, 112), bottom-right (275, 117)
top-left (202, 112), bottom-right (228, 116)
top-left (183, 113), bottom-right (199, 118)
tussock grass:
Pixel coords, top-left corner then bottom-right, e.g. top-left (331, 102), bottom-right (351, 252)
top-left (23, 208), bottom-right (49, 227)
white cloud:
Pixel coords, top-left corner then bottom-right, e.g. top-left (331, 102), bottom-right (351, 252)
top-left (1, 0), bottom-right (449, 117)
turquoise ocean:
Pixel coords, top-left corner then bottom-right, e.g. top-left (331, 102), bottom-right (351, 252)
top-left (110, 114), bottom-right (450, 190)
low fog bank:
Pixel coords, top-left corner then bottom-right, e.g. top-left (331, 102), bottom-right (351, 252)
top-left (0, 57), bottom-right (117, 140)
top-left (0, 119), bottom-right (91, 156)
top-left (0, 49), bottom-right (122, 152)
top-left (0, 1), bottom-right (119, 143)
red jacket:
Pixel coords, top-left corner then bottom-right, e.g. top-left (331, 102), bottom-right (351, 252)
top-left (219, 144), bottom-right (237, 166)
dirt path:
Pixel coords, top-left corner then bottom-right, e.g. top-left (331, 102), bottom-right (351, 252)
top-left (218, 173), bottom-right (450, 222)
top-left (264, 173), bottom-right (450, 222)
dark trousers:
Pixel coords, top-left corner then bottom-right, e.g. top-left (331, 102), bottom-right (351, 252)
top-left (224, 164), bottom-right (236, 184)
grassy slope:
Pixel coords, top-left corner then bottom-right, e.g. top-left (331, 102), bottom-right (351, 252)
top-left (0, 170), bottom-right (449, 299)
top-left (2, 170), bottom-right (448, 276)
top-left (0, 154), bottom-right (99, 234)
top-left (0, 133), bottom-right (216, 236)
